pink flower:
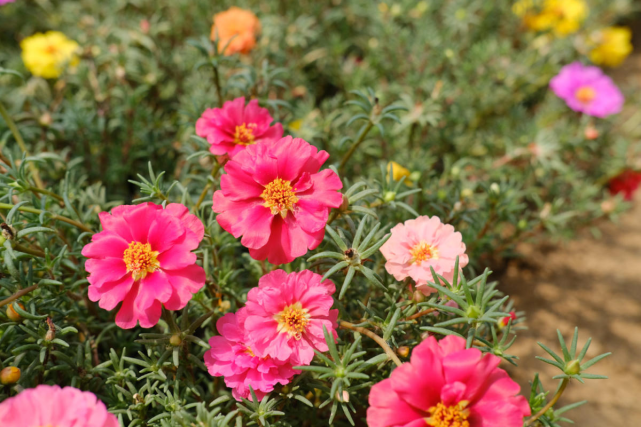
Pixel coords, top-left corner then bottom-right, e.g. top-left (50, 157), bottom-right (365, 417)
top-left (196, 97), bottom-right (283, 157)
top-left (367, 336), bottom-right (530, 427)
top-left (0, 384), bottom-right (118, 427)
top-left (0, 0), bottom-right (15, 5)
top-left (550, 62), bottom-right (624, 118)
top-left (380, 216), bottom-right (469, 295)
top-left (212, 136), bottom-right (343, 265)
top-left (82, 203), bottom-right (206, 329)
top-left (243, 270), bottom-right (339, 365)
top-left (608, 169), bottom-right (641, 201)
top-left (204, 309), bottom-right (296, 401)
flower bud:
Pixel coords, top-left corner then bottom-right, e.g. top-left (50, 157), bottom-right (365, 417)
top-left (6, 303), bottom-right (24, 322)
top-left (397, 346), bottom-right (410, 358)
top-left (584, 125), bottom-right (599, 140)
top-left (38, 112), bottom-right (53, 127)
top-left (564, 359), bottom-right (581, 375)
top-left (489, 183), bottom-right (500, 195)
top-left (461, 188), bottom-right (473, 199)
top-left (45, 329), bottom-right (55, 341)
top-left (465, 305), bottom-right (481, 319)
top-left (412, 290), bottom-right (425, 303)
top-left (340, 193), bottom-right (350, 211)
top-left (0, 367), bottom-right (20, 385)
top-left (383, 191), bottom-right (396, 202)
top-left (169, 334), bottom-right (182, 346)
top-left (600, 199), bottom-right (615, 214)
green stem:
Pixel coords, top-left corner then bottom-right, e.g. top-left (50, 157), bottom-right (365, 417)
top-left (0, 203), bottom-right (94, 234)
top-left (525, 378), bottom-right (569, 426)
top-left (212, 65), bottom-right (223, 108)
top-left (338, 121), bottom-right (374, 176)
top-left (194, 161), bottom-right (223, 210)
top-left (0, 101), bottom-right (44, 189)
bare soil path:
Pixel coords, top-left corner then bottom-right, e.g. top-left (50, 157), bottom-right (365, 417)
top-left (501, 197), bottom-right (641, 425)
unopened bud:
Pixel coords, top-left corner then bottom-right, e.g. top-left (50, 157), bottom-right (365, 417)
top-left (336, 390), bottom-right (350, 402)
top-left (0, 367), bottom-right (20, 385)
top-left (140, 19), bottom-right (150, 34)
top-left (169, 334), bottom-right (182, 346)
top-left (461, 188), bottom-right (473, 199)
top-left (412, 290), bottom-right (425, 303)
top-left (383, 191), bottom-right (396, 202)
top-left (465, 305), bottom-right (481, 319)
top-left (38, 112), bottom-right (53, 127)
top-left (489, 183), bottom-right (500, 195)
top-left (45, 329), bottom-right (55, 341)
top-left (564, 359), bottom-right (581, 375)
top-left (584, 125), bottom-right (599, 140)
top-left (601, 199), bottom-right (615, 214)
top-left (115, 66), bottom-right (126, 80)
top-left (517, 219), bottom-right (528, 230)
top-left (6, 303), bottom-right (24, 322)
top-left (397, 346), bottom-right (410, 358)
top-left (340, 193), bottom-right (349, 211)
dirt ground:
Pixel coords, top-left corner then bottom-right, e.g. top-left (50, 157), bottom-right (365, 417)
top-left (500, 196), bottom-right (641, 425)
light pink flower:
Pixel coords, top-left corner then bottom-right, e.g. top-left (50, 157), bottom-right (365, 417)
top-left (0, 385), bottom-right (118, 427)
top-left (243, 270), bottom-right (339, 366)
top-left (380, 216), bottom-right (468, 295)
top-left (367, 336), bottom-right (530, 427)
top-left (213, 136), bottom-right (343, 265)
top-left (195, 97), bottom-right (283, 157)
top-left (550, 62), bottom-right (624, 117)
top-left (82, 203), bottom-right (206, 329)
top-left (204, 309), bottom-right (296, 401)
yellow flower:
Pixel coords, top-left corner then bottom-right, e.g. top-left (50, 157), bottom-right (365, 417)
top-left (387, 161), bottom-right (412, 185)
top-left (21, 31), bottom-right (79, 78)
top-left (514, 0), bottom-right (587, 37)
top-left (589, 27), bottom-right (632, 68)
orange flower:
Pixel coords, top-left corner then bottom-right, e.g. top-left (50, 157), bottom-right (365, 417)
top-left (210, 7), bottom-right (260, 56)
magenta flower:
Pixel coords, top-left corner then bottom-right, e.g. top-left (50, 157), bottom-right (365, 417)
top-left (204, 309), bottom-right (296, 401)
top-left (82, 203), bottom-right (206, 329)
top-left (195, 97), bottom-right (283, 157)
top-left (0, 0), bottom-right (15, 5)
top-left (380, 216), bottom-right (468, 295)
top-left (213, 136), bottom-right (343, 265)
top-left (243, 270), bottom-right (339, 365)
top-left (550, 62), bottom-right (624, 118)
top-left (0, 385), bottom-right (118, 427)
top-left (367, 336), bottom-right (530, 427)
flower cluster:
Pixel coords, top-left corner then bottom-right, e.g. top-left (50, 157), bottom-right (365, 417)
top-left (204, 270), bottom-right (338, 400)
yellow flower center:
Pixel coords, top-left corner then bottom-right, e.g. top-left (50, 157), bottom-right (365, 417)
top-left (261, 178), bottom-right (299, 218)
top-left (410, 241), bottom-right (439, 265)
top-left (123, 242), bottom-right (160, 281)
top-left (233, 123), bottom-right (256, 145)
top-left (575, 86), bottom-right (596, 104)
top-left (245, 346), bottom-right (256, 357)
top-left (426, 402), bottom-right (470, 427)
top-left (274, 302), bottom-right (310, 340)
